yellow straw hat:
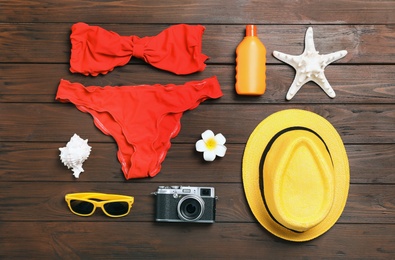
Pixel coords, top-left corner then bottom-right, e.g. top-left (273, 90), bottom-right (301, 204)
top-left (242, 109), bottom-right (349, 242)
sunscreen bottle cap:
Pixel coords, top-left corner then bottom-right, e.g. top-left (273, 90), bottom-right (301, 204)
top-left (246, 25), bottom-right (257, 36)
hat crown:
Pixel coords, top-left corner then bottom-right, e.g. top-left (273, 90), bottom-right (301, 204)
top-left (264, 130), bottom-right (335, 232)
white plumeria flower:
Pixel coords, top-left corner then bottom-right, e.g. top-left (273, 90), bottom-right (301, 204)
top-left (195, 130), bottom-right (227, 161)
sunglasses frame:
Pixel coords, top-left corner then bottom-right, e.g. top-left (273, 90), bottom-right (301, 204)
top-left (65, 192), bottom-right (134, 218)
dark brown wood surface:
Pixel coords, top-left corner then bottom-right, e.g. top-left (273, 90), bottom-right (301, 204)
top-left (1, 0), bottom-right (394, 259)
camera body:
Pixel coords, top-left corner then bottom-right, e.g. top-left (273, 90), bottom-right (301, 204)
top-left (153, 186), bottom-right (217, 223)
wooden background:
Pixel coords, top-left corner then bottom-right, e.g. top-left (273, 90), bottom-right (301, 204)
top-left (1, 0), bottom-right (394, 258)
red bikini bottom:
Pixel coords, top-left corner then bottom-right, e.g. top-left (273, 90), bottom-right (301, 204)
top-left (56, 76), bottom-right (223, 179)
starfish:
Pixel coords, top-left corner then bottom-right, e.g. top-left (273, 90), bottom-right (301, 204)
top-left (273, 27), bottom-right (347, 100)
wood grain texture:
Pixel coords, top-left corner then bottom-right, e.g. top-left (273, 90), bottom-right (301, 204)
top-left (1, 0), bottom-right (394, 24)
top-left (0, 222), bottom-right (393, 259)
top-left (1, 103), bottom-right (394, 143)
top-left (1, 143), bottom-right (394, 183)
top-left (0, 182), bottom-right (394, 224)
top-left (1, 0), bottom-right (394, 258)
top-left (1, 64), bottom-right (394, 104)
top-left (1, 24), bottom-right (395, 64)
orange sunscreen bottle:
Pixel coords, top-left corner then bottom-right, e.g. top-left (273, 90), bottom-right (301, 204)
top-left (235, 25), bottom-right (267, 95)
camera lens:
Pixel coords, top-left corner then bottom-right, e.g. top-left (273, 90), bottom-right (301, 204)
top-left (177, 195), bottom-right (205, 221)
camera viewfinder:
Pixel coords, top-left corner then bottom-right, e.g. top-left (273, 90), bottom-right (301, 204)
top-left (200, 188), bottom-right (211, 196)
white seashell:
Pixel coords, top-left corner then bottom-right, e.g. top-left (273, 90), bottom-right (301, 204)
top-left (59, 134), bottom-right (92, 178)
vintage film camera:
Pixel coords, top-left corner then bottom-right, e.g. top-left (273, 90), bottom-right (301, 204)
top-left (153, 186), bottom-right (217, 223)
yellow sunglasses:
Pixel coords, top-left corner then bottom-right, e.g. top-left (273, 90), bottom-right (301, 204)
top-left (65, 192), bottom-right (134, 218)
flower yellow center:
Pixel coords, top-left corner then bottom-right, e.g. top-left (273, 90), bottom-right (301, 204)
top-left (205, 138), bottom-right (217, 150)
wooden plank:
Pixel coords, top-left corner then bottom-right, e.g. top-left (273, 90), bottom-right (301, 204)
top-left (0, 182), bottom-right (393, 224)
top-left (0, 143), bottom-right (394, 184)
top-left (0, 222), bottom-right (393, 259)
top-left (1, 103), bottom-right (394, 144)
top-left (1, 0), bottom-right (394, 24)
top-left (1, 0), bottom-right (394, 259)
top-left (1, 64), bottom-right (394, 104)
top-left (1, 24), bottom-right (394, 64)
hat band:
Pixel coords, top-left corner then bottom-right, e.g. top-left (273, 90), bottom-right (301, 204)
top-left (258, 126), bottom-right (333, 233)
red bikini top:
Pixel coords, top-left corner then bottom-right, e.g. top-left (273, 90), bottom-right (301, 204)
top-left (69, 22), bottom-right (209, 76)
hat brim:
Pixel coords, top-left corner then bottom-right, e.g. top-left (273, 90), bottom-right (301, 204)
top-left (242, 109), bottom-right (349, 242)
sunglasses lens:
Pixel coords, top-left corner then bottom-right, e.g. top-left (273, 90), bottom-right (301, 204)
top-left (70, 199), bottom-right (94, 215)
top-left (104, 202), bottom-right (130, 216)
